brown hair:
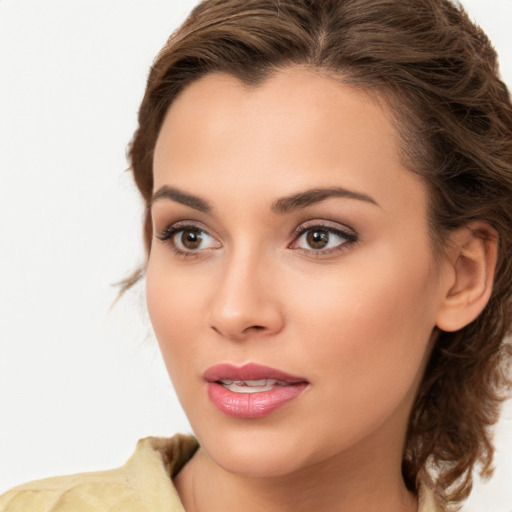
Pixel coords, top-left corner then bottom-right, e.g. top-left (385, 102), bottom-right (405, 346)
top-left (127, 0), bottom-right (512, 508)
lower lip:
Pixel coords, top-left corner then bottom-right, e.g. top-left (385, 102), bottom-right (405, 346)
top-left (207, 382), bottom-right (308, 419)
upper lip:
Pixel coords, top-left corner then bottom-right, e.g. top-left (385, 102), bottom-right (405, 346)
top-left (203, 363), bottom-right (307, 384)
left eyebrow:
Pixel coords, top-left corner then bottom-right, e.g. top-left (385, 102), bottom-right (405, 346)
top-left (151, 185), bottom-right (212, 213)
top-left (271, 187), bottom-right (379, 214)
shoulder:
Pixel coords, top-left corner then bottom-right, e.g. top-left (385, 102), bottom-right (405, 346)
top-left (0, 434), bottom-right (198, 512)
top-left (0, 466), bottom-right (137, 512)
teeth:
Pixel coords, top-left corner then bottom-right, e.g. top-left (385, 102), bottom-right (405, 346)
top-left (218, 379), bottom-right (287, 393)
top-left (245, 379), bottom-right (267, 386)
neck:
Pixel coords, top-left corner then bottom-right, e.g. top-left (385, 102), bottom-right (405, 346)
top-left (175, 429), bottom-right (418, 512)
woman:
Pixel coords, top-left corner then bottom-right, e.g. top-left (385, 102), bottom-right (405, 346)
top-left (1, 0), bottom-right (511, 511)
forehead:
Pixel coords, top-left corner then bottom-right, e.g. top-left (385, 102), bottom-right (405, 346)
top-left (156, 68), bottom-right (397, 161)
top-left (153, 68), bottom-right (427, 218)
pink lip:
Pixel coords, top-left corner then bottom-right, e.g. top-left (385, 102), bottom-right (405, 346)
top-left (204, 363), bottom-right (309, 419)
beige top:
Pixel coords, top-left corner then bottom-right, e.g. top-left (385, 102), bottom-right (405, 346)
top-left (0, 434), bottom-right (439, 511)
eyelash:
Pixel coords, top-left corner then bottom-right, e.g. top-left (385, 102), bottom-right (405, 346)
top-left (156, 220), bottom-right (358, 258)
top-left (156, 222), bottom-right (219, 259)
top-left (289, 222), bottom-right (358, 256)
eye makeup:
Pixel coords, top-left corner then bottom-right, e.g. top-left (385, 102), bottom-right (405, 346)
top-left (289, 219), bottom-right (358, 257)
top-left (155, 217), bottom-right (359, 260)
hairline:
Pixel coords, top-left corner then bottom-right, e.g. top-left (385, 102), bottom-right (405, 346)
top-left (151, 64), bottom-right (449, 262)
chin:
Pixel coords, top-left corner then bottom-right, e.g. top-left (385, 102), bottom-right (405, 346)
top-left (213, 448), bottom-right (308, 479)
top-left (195, 425), bottom-right (316, 478)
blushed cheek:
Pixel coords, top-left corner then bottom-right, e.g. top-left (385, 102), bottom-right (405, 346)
top-left (147, 266), bottom-right (182, 357)
top-left (148, 258), bottom-right (197, 328)
top-left (296, 256), bottom-right (437, 385)
top-left (147, 296), bottom-right (193, 401)
top-left (146, 263), bottom-right (207, 383)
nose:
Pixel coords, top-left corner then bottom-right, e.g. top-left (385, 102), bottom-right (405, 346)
top-left (208, 249), bottom-right (284, 341)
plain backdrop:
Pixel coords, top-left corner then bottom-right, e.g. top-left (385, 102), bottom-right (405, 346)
top-left (1, 1), bottom-right (511, 510)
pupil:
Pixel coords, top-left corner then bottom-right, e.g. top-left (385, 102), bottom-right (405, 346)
top-left (307, 229), bottom-right (328, 249)
top-left (182, 229), bottom-right (202, 249)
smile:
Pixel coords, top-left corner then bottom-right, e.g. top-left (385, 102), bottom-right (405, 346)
top-left (218, 379), bottom-right (288, 393)
top-left (204, 363), bottom-right (309, 419)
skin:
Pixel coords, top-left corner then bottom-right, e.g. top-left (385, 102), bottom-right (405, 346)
top-left (146, 68), bottom-right (458, 512)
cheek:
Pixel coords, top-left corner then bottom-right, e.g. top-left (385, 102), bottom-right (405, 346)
top-left (287, 246), bottom-right (438, 406)
top-left (145, 257), bottom-right (204, 374)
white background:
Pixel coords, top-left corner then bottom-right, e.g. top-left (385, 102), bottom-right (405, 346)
top-left (0, 1), bottom-right (511, 510)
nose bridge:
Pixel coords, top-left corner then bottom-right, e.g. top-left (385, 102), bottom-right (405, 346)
top-left (209, 241), bottom-right (283, 339)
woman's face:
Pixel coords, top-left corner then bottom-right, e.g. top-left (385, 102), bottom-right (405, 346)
top-left (147, 68), bottom-right (450, 477)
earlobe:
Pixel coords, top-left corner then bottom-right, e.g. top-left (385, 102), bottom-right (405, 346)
top-left (436, 222), bottom-right (498, 332)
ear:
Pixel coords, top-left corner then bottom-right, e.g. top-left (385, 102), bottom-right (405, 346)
top-left (436, 221), bottom-right (498, 332)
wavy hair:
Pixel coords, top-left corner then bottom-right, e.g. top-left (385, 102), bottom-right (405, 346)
top-left (126, 0), bottom-right (512, 509)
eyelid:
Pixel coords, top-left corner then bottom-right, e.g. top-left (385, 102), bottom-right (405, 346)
top-left (289, 219), bottom-right (358, 255)
top-left (290, 219), bottom-right (357, 239)
top-left (155, 218), bottom-right (357, 257)
top-left (156, 220), bottom-right (221, 256)
top-left (155, 220), bottom-right (210, 239)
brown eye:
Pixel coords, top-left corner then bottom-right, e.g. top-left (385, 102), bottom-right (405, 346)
top-left (306, 229), bottom-right (329, 249)
top-left (180, 229), bottom-right (203, 249)
top-left (292, 224), bottom-right (356, 254)
top-left (166, 225), bottom-right (221, 253)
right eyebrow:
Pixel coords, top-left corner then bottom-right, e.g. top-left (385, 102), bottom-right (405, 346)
top-left (151, 185), bottom-right (212, 213)
top-left (271, 186), bottom-right (379, 214)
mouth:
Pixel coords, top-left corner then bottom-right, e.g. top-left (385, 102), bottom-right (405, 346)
top-left (203, 363), bottom-right (309, 419)
top-left (216, 378), bottom-right (290, 393)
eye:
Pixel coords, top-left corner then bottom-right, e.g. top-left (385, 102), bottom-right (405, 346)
top-left (290, 223), bottom-right (357, 255)
top-left (157, 223), bottom-right (221, 255)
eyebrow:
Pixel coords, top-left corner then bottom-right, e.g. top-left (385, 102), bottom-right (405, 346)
top-left (151, 185), bottom-right (212, 213)
top-left (150, 185), bottom-right (379, 214)
top-left (271, 187), bottom-right (379, 213)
